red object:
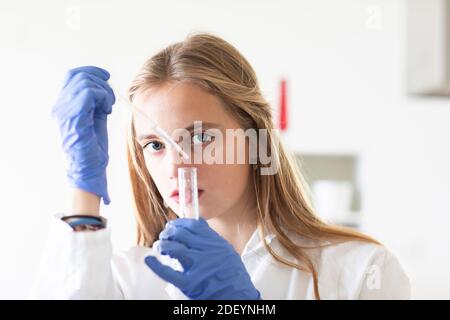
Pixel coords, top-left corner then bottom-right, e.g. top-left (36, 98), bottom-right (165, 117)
top-left (279, 79), bottom-right (288, 131)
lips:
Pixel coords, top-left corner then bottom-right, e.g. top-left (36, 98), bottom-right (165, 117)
top-left (170, 189), bottom-right (179, 198)
top-left (170, 189), bottom-right (204, 204)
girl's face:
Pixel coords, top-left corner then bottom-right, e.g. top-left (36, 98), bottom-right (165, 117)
top-left (133, 82), bottom-right (254, 220)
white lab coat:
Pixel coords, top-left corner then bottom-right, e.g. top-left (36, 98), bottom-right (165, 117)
top-left (30, 214), bottom-right (411, 300)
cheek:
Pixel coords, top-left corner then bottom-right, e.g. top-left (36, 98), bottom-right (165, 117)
top-left (217, 137), bottom-right (253, 198)
top-left (146, 162), bottom-right (171, 199)
top-left (225, 165), bottom-right (251, 195)
top-left (201, 163), bottom-right (251, 205)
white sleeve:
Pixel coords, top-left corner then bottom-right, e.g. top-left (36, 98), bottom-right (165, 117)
top-left (356, 247), bottom-right (411, 300)
top-left (29, 214), bottom-right (124, 299)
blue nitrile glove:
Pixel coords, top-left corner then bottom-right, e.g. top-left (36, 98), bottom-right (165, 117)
top-left (144, 217), bottom-right (262, 300)
top-left (51, 66), bottom-right (115, 205)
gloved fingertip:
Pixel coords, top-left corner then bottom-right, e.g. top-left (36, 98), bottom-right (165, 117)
top-left (101, 193), bottom-right (111, 205)
top-left (144, 255), bottom-right (157, 266)
top-left (91, 66), bottom-right (110, 79)
top-left (102, 69), bottom-right (111, 79)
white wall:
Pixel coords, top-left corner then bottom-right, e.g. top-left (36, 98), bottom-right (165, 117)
top-left (0, 0), bottom-right (448, 299)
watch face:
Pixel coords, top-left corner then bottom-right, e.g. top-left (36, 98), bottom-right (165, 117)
top-left (72, 224), bottom-right (105, 232)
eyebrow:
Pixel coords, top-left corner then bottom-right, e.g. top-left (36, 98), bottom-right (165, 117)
top-left (137, 122), bottom-right (222, 141)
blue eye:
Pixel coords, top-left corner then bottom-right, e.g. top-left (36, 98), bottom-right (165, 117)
top-left (192, 132), bottom-right (213, 145)
top-left (143, 141), bottom-right (165, 153)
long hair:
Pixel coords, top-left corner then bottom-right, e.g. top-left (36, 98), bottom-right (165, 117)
top-left (126, 33), bottom-right (380, 299)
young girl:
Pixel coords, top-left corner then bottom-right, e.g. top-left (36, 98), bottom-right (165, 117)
top-left (32, 33), bottom-right (410, 299)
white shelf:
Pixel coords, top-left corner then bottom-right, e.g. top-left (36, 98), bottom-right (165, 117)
top-left (294, 153), bottom-right (363, 228)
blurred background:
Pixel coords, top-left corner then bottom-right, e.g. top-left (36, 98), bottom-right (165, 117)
top-left (0, 0), bottom-right (449, 299)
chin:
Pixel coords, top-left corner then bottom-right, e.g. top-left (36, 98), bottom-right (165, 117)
top-left (197, 207), bottom-right (224, 221)
top-left (167, 201), bottom-right (221, 220)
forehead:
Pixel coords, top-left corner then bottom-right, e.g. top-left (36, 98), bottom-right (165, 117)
top-left (133, 82), bottom-right (240, 133)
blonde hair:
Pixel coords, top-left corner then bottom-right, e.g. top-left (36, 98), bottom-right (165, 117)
top-left (126, 33), bottom-right (380, 299)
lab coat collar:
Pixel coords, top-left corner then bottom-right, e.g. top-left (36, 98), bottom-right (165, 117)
top-left (240, 227), bottom-right (276, 259)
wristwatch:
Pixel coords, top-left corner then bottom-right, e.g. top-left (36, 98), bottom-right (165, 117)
top-left (61, 215), bottom-right (107, 232)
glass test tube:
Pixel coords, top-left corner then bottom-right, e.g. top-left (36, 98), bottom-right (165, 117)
top-left (178, 167), bottom-right (200, 220)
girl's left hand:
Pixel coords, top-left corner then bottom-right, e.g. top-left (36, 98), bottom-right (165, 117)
top-left (144, 217), bottom-right (261, 300)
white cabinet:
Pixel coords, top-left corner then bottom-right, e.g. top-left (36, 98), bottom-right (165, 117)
top-left (407, 0), bottom-right (450, 96)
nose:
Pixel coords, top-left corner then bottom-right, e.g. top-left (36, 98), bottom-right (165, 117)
top-left (167, 147), bottom-right (194, 180)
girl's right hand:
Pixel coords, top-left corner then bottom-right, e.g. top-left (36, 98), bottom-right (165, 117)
top-left (145, 218), bottom-right (262, 300)
top-left (52, 66), bottom-right (115, 205)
